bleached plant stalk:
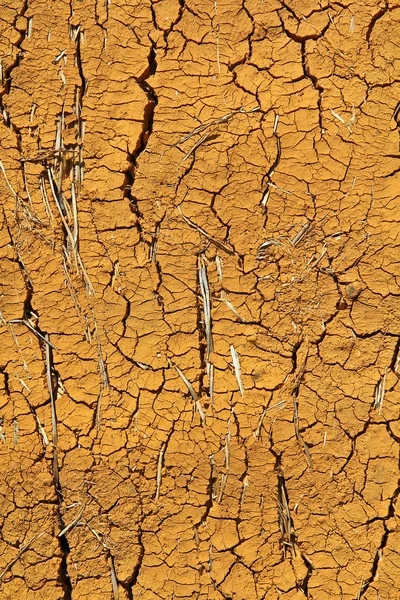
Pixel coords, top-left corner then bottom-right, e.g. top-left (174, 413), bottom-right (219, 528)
top-left (373, 368), bottom-right (388, 413)
top-left (199, 262), bottom-right (213, 358)
top-left (155, 441), bottom-right (166, 502)
top-left (230, 344), bottom-right (244, 397)
top-left (207, 361), bottom-right (214, 408)
top-left (174, 364), bottom-right (205, 423)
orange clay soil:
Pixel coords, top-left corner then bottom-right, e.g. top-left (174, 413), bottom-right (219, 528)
top-left (1, 1), bottom-right (400, 599)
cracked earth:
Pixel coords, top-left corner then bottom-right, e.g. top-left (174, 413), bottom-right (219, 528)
top-left (1, 0), bottom-right (400, 598)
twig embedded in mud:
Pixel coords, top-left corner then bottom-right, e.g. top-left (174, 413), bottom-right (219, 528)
top-left (230, 344), bottom-right (244, 397)
top-left (198, 259), bottom-right (213, 358)
top-left (0, 532), bottom-right (46, 580)
top-left (177, 205), bottom-right (235, 255)
top-left (155, 441), bottom-right (166, 502)
top-left (373, 368), bottom-right (388, 413)
top-left (173, 363), bottom-right (205, 423)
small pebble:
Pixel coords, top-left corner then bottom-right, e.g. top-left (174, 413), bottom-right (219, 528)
top-left (345, 282), bottom-right (362, 300)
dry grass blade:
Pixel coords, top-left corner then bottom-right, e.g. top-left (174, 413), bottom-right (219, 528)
top-left (177, 205), bottom-right (235, 255)
top-left (181, 131), bottom-right (215, 162)
top-left (39, 174), bottom-right (54, 221)
top-left (174, 105), bottom-right (260, 146)
top-left (199, 262), bottom-right (213, 357)
top-left (58, 503), bottom-right (85, 537)
top-left (47, 167), bottom-right (95, 295)
top-left (230, 344), bottom-right (244, 397)
top-left (256, 238), bottom-right (282, 259)
top-left (253, 401), bottom-right (286, 439)
top-left (8, 319), bottom-right (58, 351)
top-left (0, 532), bottom-right (46, 580)
top-left (290, 221), bottom-right (311, 246)
top-left (8, 322), bottom-right (28, 371)
top-left (95, 388), bottom-right (103, 431)
top-left (174, 364), bottom-right (205, 423)
top-left (155, 441), bottom-right (166, 502)
top-left (220, 290), bottom-right (245, 322)
top-left (80, 522), bottom-right (112, 550)
top-left (174, 364), bottom-right (198, 400)
top-left (0, 159), bottom-right (18, 199)
top-left (277, 479), bottom-right (296, 557)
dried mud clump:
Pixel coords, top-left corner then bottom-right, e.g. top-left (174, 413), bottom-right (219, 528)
top-left (1, 1), bottom-right (400, 599)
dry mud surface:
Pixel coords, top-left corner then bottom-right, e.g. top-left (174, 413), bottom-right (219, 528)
top-left (1, 1), bottom-right (400, 598)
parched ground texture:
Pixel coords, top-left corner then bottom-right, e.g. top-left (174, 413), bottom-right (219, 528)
top-left (1, 0), bottom-right (400, 598)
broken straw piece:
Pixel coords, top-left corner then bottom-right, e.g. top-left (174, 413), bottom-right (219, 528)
top-left (174, 364), bottom-right (205, 422)
top-left (230, 344), bottom-right (244, 397)
top-left (199, 263), bottom-right (213, 356)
